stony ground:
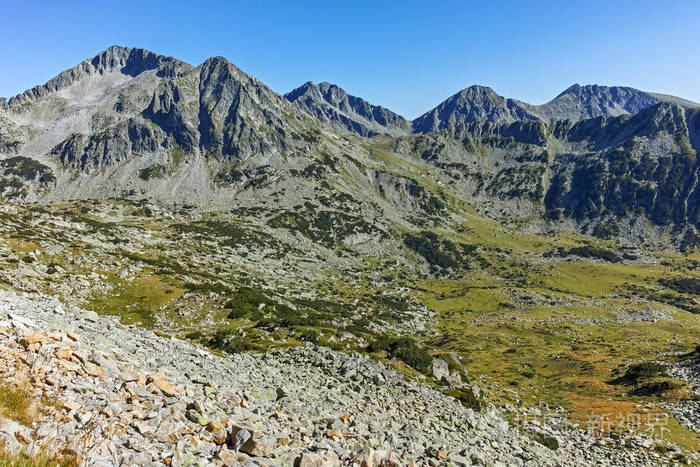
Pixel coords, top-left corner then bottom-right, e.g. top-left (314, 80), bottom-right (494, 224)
top-left (0, 289), bottom-right (695, 466)
top-left (664, 349), bottom-right (700, 435)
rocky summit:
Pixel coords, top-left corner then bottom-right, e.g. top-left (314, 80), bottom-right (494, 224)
top-left (0, 46), bottom-right (698, 466)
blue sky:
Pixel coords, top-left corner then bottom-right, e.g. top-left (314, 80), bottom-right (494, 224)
top-left (1, 0), bottom-right (698, 118)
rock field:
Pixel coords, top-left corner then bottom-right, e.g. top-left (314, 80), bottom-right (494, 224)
top-left (0, 289), bottom-right (694, 466)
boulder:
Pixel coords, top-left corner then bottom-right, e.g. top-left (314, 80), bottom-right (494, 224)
top-left (431, 358), bottom-right (449, 381)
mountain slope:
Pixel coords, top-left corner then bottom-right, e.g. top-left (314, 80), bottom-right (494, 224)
top-left (285, 81), bottom-right (410, 136)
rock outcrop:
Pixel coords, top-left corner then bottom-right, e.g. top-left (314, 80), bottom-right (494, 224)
top-left (285, 82), bottom-right (410, 137)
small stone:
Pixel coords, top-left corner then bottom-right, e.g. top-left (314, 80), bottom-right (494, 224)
top-left (55, 347), bottom-right (72, 360)
top-left (19, 333), bottom-right (45, 348)
top-left (74, 411), bottom-right (92, 425)
top-left (239, 437), bottom-right (275, 458)
top-left (64, 330), bottom-right (79, 342)
top-left (119, 367), bottom-right (140, 383)
top-left (228, 424), bottom-right (253, 451)
top-left (71, 350), bottom-right (87, 364)
top-left (134, 420), bottom-right (155, 436)
top-left (379, 453), bottom-right (400, 466)
top-left (84, 361), bottom-right (104, 378)
top-left (62, 400), bottom-right (79, 412)
top-left (296, 452), bottom-right (340, 467)
top-left (215, 447), bottom-right (239, 466)
top-left (276, 386), bottom-right (288, 401)
top-left (149, 373), bottom-right (179, 397)
top-left (353, 447), bottom-right (376, 467)
top-left (207, 420), bottom-right (225, 433)
top-left (339, 414), bottom-right (355, 425)
top-left (373, 372), bottom-right (386, 385)
top-left (14, 429), bottom-right (31, 444)
top-left (326, 429), bottom-right (343, 439)
top-left (185, 409), bottom-right (205, 426)
top-left (211, 429), bottom-right (228, 445)
top-left (81, 310), bottom-right (99, 322)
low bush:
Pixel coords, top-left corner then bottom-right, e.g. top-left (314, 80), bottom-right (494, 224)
top-left (629, 381), bottom-right (677, 396)
top-left (367, 336), bottom-right (432, 374)
top-left (624, 362), bottom-right (667, 380)
top-left (444, 387), bottom-right (482, 411)
top-left (532, 432), bottom-right (559, 450)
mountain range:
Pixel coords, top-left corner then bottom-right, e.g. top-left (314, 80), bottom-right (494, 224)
top-left (1, 46), bottom-right (699, 464)
top-left (1, 45), bottom-right (699, 248)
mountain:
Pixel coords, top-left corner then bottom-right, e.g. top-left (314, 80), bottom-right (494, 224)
top-left (0, 45), bottom-right (192, 108)
top-left (532, 84), bottom-right (665, 121)
top-left (285, 81), bottom-right (410, 136)
top-left (1, 46), bottom-right (700, 465)
top-left (1, 46), bottom-right (699, 246)
top-left (411, 85), bottom-right (538, 133)
top-left (411, 83), bottom-right (699, 132)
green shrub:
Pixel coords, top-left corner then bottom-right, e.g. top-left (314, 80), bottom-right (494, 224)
top-left (532, 432), bottom-right (559, 450)
top-left (624, 362), bottom-right (667, 380)
top-left (629, 381), bottom-right (677, 396)
top-left (138, 164), bottom-right (167, 181)
top-left (403, 231), bottom-right (476, 271)
top-left (660, 277), bottom-right (700, 295)
top-left (445, 387), bottom-right (482, 411)
top-left (367, 336), bottom-right (432, 374)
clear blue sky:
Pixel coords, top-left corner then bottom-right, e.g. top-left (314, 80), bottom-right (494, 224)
top-left (1, 0), bottom-right (698, 118)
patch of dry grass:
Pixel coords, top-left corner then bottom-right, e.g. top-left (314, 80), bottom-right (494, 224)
top-left (0, 446), bottom-right (78, 467)
top-left (0, 384), bottom-right (34, 426)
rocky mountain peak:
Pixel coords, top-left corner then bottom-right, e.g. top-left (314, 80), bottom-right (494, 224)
top-left (411, 85), bottom-right (538, 133)
top-left (5, 46), bottom-right (192, 107)
top-left (285, 81), bottom-right (410, 137)
top-left (538, 83), bottom-right (660, 121)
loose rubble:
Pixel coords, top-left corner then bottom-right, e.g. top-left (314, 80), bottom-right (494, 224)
top-left (664, 347), bottom-right (700, 435)
top-left (0, 290), bottom-right (695, 466)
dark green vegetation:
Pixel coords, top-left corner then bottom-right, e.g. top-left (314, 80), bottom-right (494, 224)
top-left (544, 245), bottom-right (624, 263)
top-left (660, 277), bottom-right (700, 295)
top-left (609, 361), bottom-right (680, 397)
top-left (268, 203), bottom-right (384, 248)
top-left (0, 157), bottom-right (56, 184)
top-left (367, 335), bottom-right (433, 373)
top-left (0, 157), bottom-right (55, 199)
top-left (138, 164), bottom-right (167, 180)
top-left (404, 231), bottom-right (476, 272)
top-left (532, 432), bottom-right (560, 451)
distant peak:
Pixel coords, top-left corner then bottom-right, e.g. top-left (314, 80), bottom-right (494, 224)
top-left (202, 56), bottom-right (233, 67)
top-left (449, 85), bottom-right (502, 102)
top-left (558, 83), bottom-right (582, 95)
top-left (459, 85), bottom-right (496, 94)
